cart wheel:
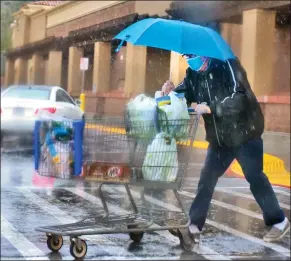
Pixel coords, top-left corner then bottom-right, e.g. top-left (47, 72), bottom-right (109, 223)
top-left (168, 229), bottom-right (179, 237)
top-left (129, 232), bottom-right (144, 243)
top-left (47, 235), bottom-right (63, 252)
top-left (70, 239), bottom-right (87, 259)
top-left (177, 229), bottom-right (195, 252)
top-left (127, 224), bottom-right (144, 243)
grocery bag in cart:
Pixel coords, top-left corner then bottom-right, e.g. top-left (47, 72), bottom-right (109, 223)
top-left (157, 92), bottom-right (190, 140)
top-left (142, 132), bottom-right (178, 182)
top-left (125, 94), bottom-right (159, 139)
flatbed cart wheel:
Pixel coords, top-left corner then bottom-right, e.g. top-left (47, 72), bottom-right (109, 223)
top-left (177, 229), bottom-right (195, 252)
top-left (127, 224), bottom-right (144, 243)
top-left (70, 238), bottom-right (87, 259)
top-left (47, 235), bottom-right (63, 252)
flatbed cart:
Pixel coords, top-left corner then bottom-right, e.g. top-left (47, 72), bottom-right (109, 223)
top-left (34, 109), bottom-right (200, 259)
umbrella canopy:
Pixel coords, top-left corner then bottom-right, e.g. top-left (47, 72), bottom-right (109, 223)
top-left (114, 18), bottom-right (235, 61)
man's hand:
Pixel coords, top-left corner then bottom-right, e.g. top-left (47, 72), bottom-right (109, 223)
top-left (195, 104), bottom-right (211, 114)
top-left (161, 80), bottom-right (175, 95)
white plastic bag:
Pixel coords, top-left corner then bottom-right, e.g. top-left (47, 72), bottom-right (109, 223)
top-left (159, 92), bottom-right (190, 139)
top-left (127, 94), bottom-right (156, 120)
top-left (126, 94), bottom-right (158, 138)
top-left (160, 91), bottom-right (189, 121)
top-left (142, 133), bottom-right (178, 182)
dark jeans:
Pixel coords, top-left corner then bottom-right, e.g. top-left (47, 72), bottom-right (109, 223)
top-left (189, 137), bottom-right (285, 231)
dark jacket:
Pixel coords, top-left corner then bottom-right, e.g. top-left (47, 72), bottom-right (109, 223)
top-left (175, 58), bottom-right (264, 148)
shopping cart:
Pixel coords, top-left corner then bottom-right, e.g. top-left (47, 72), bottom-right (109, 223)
top-left (34, 109), bottom-right (200, 259)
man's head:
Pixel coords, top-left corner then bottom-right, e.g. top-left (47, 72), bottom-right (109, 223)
top-left (183, 54), bottom-right (211, 72)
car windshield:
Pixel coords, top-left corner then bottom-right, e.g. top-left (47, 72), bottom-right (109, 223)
top-left (2, 87), bottom-right (51, 100)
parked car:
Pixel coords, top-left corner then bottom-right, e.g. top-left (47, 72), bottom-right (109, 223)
top-left (1, 85), bottom-right (84, 140)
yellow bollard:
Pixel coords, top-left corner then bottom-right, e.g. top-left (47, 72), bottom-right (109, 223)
top-left (80, 93), bottom-right (85, 112)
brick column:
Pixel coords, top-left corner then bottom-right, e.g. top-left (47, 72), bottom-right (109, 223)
top-left (169, 51), bottom-right (188, 86)
top-left (30, 53), bottom-right (44, 84)
top-left (27, 58), bottom-right (33, 84)
top-left (220, 23), bottom-right (242, 60)
top-left (4, 58), bottom-right (14, 86)
top-left (47, 51), bottom-right (62, 86)
top-left (93, 42), bottom-right (111, 92)
top-left (67, 47), bottom-right (83, 95)
top-left (14, 57), bottom-right (27, 84)
top-left (241, 9), bottom-right (276, 96)
top-left (124, 43), bottom-right (147, 95)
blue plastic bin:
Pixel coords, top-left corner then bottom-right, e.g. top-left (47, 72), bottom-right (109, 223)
top-left (34, 119), bottom-right (85, 177)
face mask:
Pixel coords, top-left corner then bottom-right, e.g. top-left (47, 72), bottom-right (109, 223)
top-left (186, 56), bottom-right (210, 72)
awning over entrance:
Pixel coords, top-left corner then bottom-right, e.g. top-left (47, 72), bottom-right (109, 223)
top-left (67, 13), bottom-right (140, 45)
top-left (4, 36), bottom-right (64, 58)
top-left (66, 13), bottom-right (170, 46)
top-left (4, 13), bottom-right (171, 58)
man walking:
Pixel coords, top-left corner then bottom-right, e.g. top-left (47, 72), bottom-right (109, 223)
top-left (161, 54), bottom-right (290, 243)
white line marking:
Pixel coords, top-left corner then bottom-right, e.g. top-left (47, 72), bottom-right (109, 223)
top-left (66, 187), bottom-right (230, 261)
top-left (215, 187), bottom-right (290, 210)
top-left (1, 216), bottom-right (47, 260)
top-left (14, 185), bottom-right (290, 207)
top-left (184, 177), bottom-right (248, 183)
top-left (206, 220), bottom-right (290, 257)
top-left (17, 188), bottom-right (139, 260)
top-left (180, 191), bottom-right (263, 220)
top-left (185, 180), bottom-right (290, 201)
top-left (226, 256), bottom-right (285, 259)
top-left (233, 187), bottom-right (291, 197)
top-left (273, 188), bottom-right (291, 197)
top-left (0, 256), bottom-right (53, 261)
top-left (115, 187), bottom-right (290, 257)
top-left (88, 256), bottom-right (180, 260)
top-left (184, 186), bottom-right (252, 189)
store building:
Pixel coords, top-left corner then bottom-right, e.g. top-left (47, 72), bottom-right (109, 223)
top-left (4, 0), bottom-right (290, 132)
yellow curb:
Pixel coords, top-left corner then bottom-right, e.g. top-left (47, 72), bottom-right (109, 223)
top-left (230, 154), bottom-right (290, 188)
top-left (193, 140), bottom-right (209, 149)
top-left (85, 124), bottom-right (126, 134)
top-left (85, 124), bottom-right (209, 149)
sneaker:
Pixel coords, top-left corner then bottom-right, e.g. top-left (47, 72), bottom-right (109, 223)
top-left (189, 224), bottom-right (201, 243)
top-left (189, 224), bottom-right (201, 234)
top-left (263, 220), bottom-right (290, 242)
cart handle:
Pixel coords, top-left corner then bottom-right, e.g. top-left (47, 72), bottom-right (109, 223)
top-left (188, 107), bottom-right (199, 116)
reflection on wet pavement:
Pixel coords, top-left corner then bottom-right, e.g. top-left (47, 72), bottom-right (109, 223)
top-left (1, 145), bottom-right (290, 260)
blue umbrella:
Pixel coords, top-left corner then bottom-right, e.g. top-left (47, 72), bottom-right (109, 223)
top-left (114, 18), bottom-right (235, 61)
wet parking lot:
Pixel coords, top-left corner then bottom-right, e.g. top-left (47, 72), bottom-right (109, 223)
top-left (1, 137), bottom-right (290, 260)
